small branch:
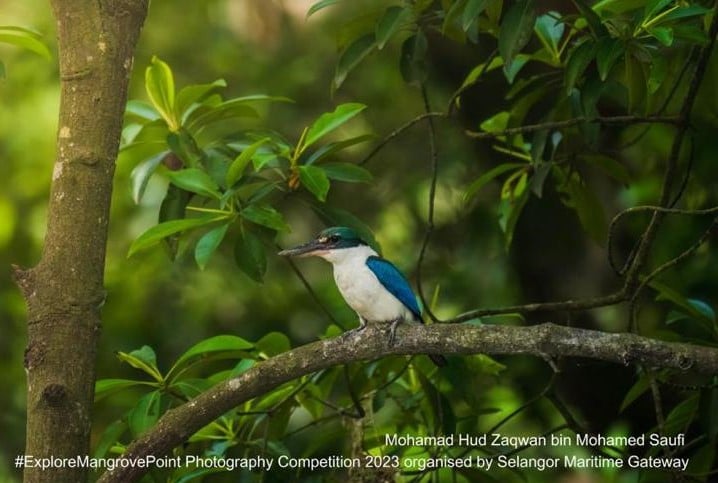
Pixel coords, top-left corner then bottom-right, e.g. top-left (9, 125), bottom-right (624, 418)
top-left (98, 322), bottom-right (718, 483)
top-left (465, 115), bottom-right (680, 139)
top-left (416, 84), bottom-right (440, 323)
top-left (358, 112), bottom-right (447, 166)
top-left (628, 216), bottom-right (717, 332)
top-left (608, 204), bottom-right (718, 278)
top-left (448, 291), bottom-right (626, 323)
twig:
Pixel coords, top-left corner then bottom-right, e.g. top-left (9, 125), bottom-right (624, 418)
top-left (448, 291), bottom-right (626, 323)
top-left (358, 112), bottom-right (447, 166)
top-left (628, 216), bottom-right (717, 332)
top-left (608, 205), bottom-right (718, 278)
top-left (416, 84), bottom-right (441, 323)
top-left (465, 115), bottom-right (680, 139)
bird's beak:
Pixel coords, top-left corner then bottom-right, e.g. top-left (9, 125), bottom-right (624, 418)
top-left (278, 240), bottom-right (324, 258)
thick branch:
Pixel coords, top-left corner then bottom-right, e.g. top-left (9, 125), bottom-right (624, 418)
top-left (98, 323), bottom-right (718, 483)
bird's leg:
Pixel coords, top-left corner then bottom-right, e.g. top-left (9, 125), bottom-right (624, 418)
top-left (388, 318), bottom-right (402, 346)
top-left (345, 317), bottom-right (368, 337)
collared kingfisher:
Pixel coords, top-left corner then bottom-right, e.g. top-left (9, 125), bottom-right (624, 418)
top-left (279, 226), bottom-right (447, 367)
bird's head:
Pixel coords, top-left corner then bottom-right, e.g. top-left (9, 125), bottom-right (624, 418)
top-left (278, 226), bottom-right (369, 260)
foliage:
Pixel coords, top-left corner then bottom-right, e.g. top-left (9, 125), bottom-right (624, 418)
top-left (122, 56), bottom-right (374, 279)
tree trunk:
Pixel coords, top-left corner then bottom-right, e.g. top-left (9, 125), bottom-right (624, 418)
top-left (13, 1), bottom-right (148, 481)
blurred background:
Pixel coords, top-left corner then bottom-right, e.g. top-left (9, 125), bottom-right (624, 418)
top-left (2, 0), bottom-right (718, 482)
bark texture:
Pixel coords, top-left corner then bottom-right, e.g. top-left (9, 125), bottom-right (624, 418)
top-left (13, 1), bottom-right (148, 481)
top-left (98, 322), bottom-right (718, 483)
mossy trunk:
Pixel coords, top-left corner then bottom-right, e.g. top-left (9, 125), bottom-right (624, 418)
top-left (13, 1), bottom-right (148, 481)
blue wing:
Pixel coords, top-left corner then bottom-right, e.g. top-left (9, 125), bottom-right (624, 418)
top-left (366, 256), bottom-right (422, 321)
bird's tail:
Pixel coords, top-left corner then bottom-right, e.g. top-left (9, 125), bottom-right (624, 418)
top-left (428, 354), bottom-right (448, 367)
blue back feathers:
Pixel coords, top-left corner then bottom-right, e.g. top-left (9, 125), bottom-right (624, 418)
top-left (365, 256), bottom-right (422, 321)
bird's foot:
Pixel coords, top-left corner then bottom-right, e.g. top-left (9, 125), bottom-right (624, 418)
top-left (388, 318), bottom-right (402, 346)
top-left (344, 318), bottom-right (368, 337)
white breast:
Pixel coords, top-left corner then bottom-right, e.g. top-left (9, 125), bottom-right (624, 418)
top-left (319, 245), bottom-right (415, 323)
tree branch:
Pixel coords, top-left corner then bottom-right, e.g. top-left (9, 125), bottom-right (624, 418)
top-left (464, 115), bottom-right (681, 139)
top-left (98, 323), bottom-right (718, 483)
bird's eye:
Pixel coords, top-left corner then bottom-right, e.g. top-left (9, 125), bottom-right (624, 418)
top-left (328, 235), bottom-right (339, 243)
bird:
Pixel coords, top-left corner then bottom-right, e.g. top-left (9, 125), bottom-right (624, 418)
top-left (279, 226), bottom-right (447, 367)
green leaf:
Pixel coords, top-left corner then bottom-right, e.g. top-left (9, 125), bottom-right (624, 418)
top-left (194, 224), bottom-right (229, 270)
top-left (376, 6), bottom-right (408, 49)
top-left (572, 0), bottom-right (607, 36)
top-left (654, 283), bottom-right (716, 336)
top-left (304, 134), bottom-right (374, 165)
top-left (145, 56), bottom-right (178, 131)
top-left (479, 111), bottom-right (510, 133)
top-left (125, 100), bottom-right (160, 123)
top-left (581, 154), bottom-right (631, 185)
top-left (463, 0), bottom-right (487, 32)
top-left (565, 39), bottom-right (596, 94)
top-left (464, 163), bottom-right (524, 202)
top-left (319, 162), bottom-right (372, 183)
top-left (498, 188), bottom-right (529, 248)
top-left (625, 53), bottom-right (646, 113)
top-left (334, 34), bottom-right (376, 92)
top-left (95, 379), bottom-right (151, 401)
top-left (93, 420), bottom-right (127, 459)
top-left (304, 103), bottom-right (367, 149)
top-left (299, 165), bottom-right (331, 201)
top-left (534, 12), bottom-right (564, 55)
top-left (117, 346), bottom-right (162, 381)
top-left (129, 216), bottom-right (223, 257)
top-left (0, 26), bottom-right (51, 59)
top-left (458, 57), bottom-right (505, 91)
top-left (130, 151), bottom-right (168, 204)
top-left (595, 37), bottom-right (624, 81)
top-left (307, 0), bottom-right (341, 18)
top-left (498, 0), bottom-right (536, 70)
top-left (240, 204), bottom-right (289, 231)
top-left (226, 137), bottom-right (270, 186)
top-left (663, 395), bottom-right (699, 435)
top-left (399, 31), bottom-right (428, 85)
top-left (648, 26), bottom-right (673, 46)
top-left (184, 99), bottom-right (260, 139)
top-left (442, 0), bottom-right (468, 36)
top-left (593, 0), bottom-right (646, 14)
top-left (234, 230), bottom-right (267, 282)
top-left (620, 374), bottom-right (651, 412)
top-left (168, 335), bottom-right (254, 381)
top-left (417, 371), bottom-right (456, 435)
top-left (644, 0), bottom-right (673, 20)
top-left (256, 332), bottom-right (291, 357)
top-left (166, 168), bottom-right (222, 199)
top-left (176, 79), bottom-right (227, 118)
top-left (560, 172), bottom-right (607, 244)
top-left (127, 391), bottom-right (161, 438)
top-left (655, 5), bottom-right (710, 24)
top-left (648, 54), bottom-right (668, 94)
